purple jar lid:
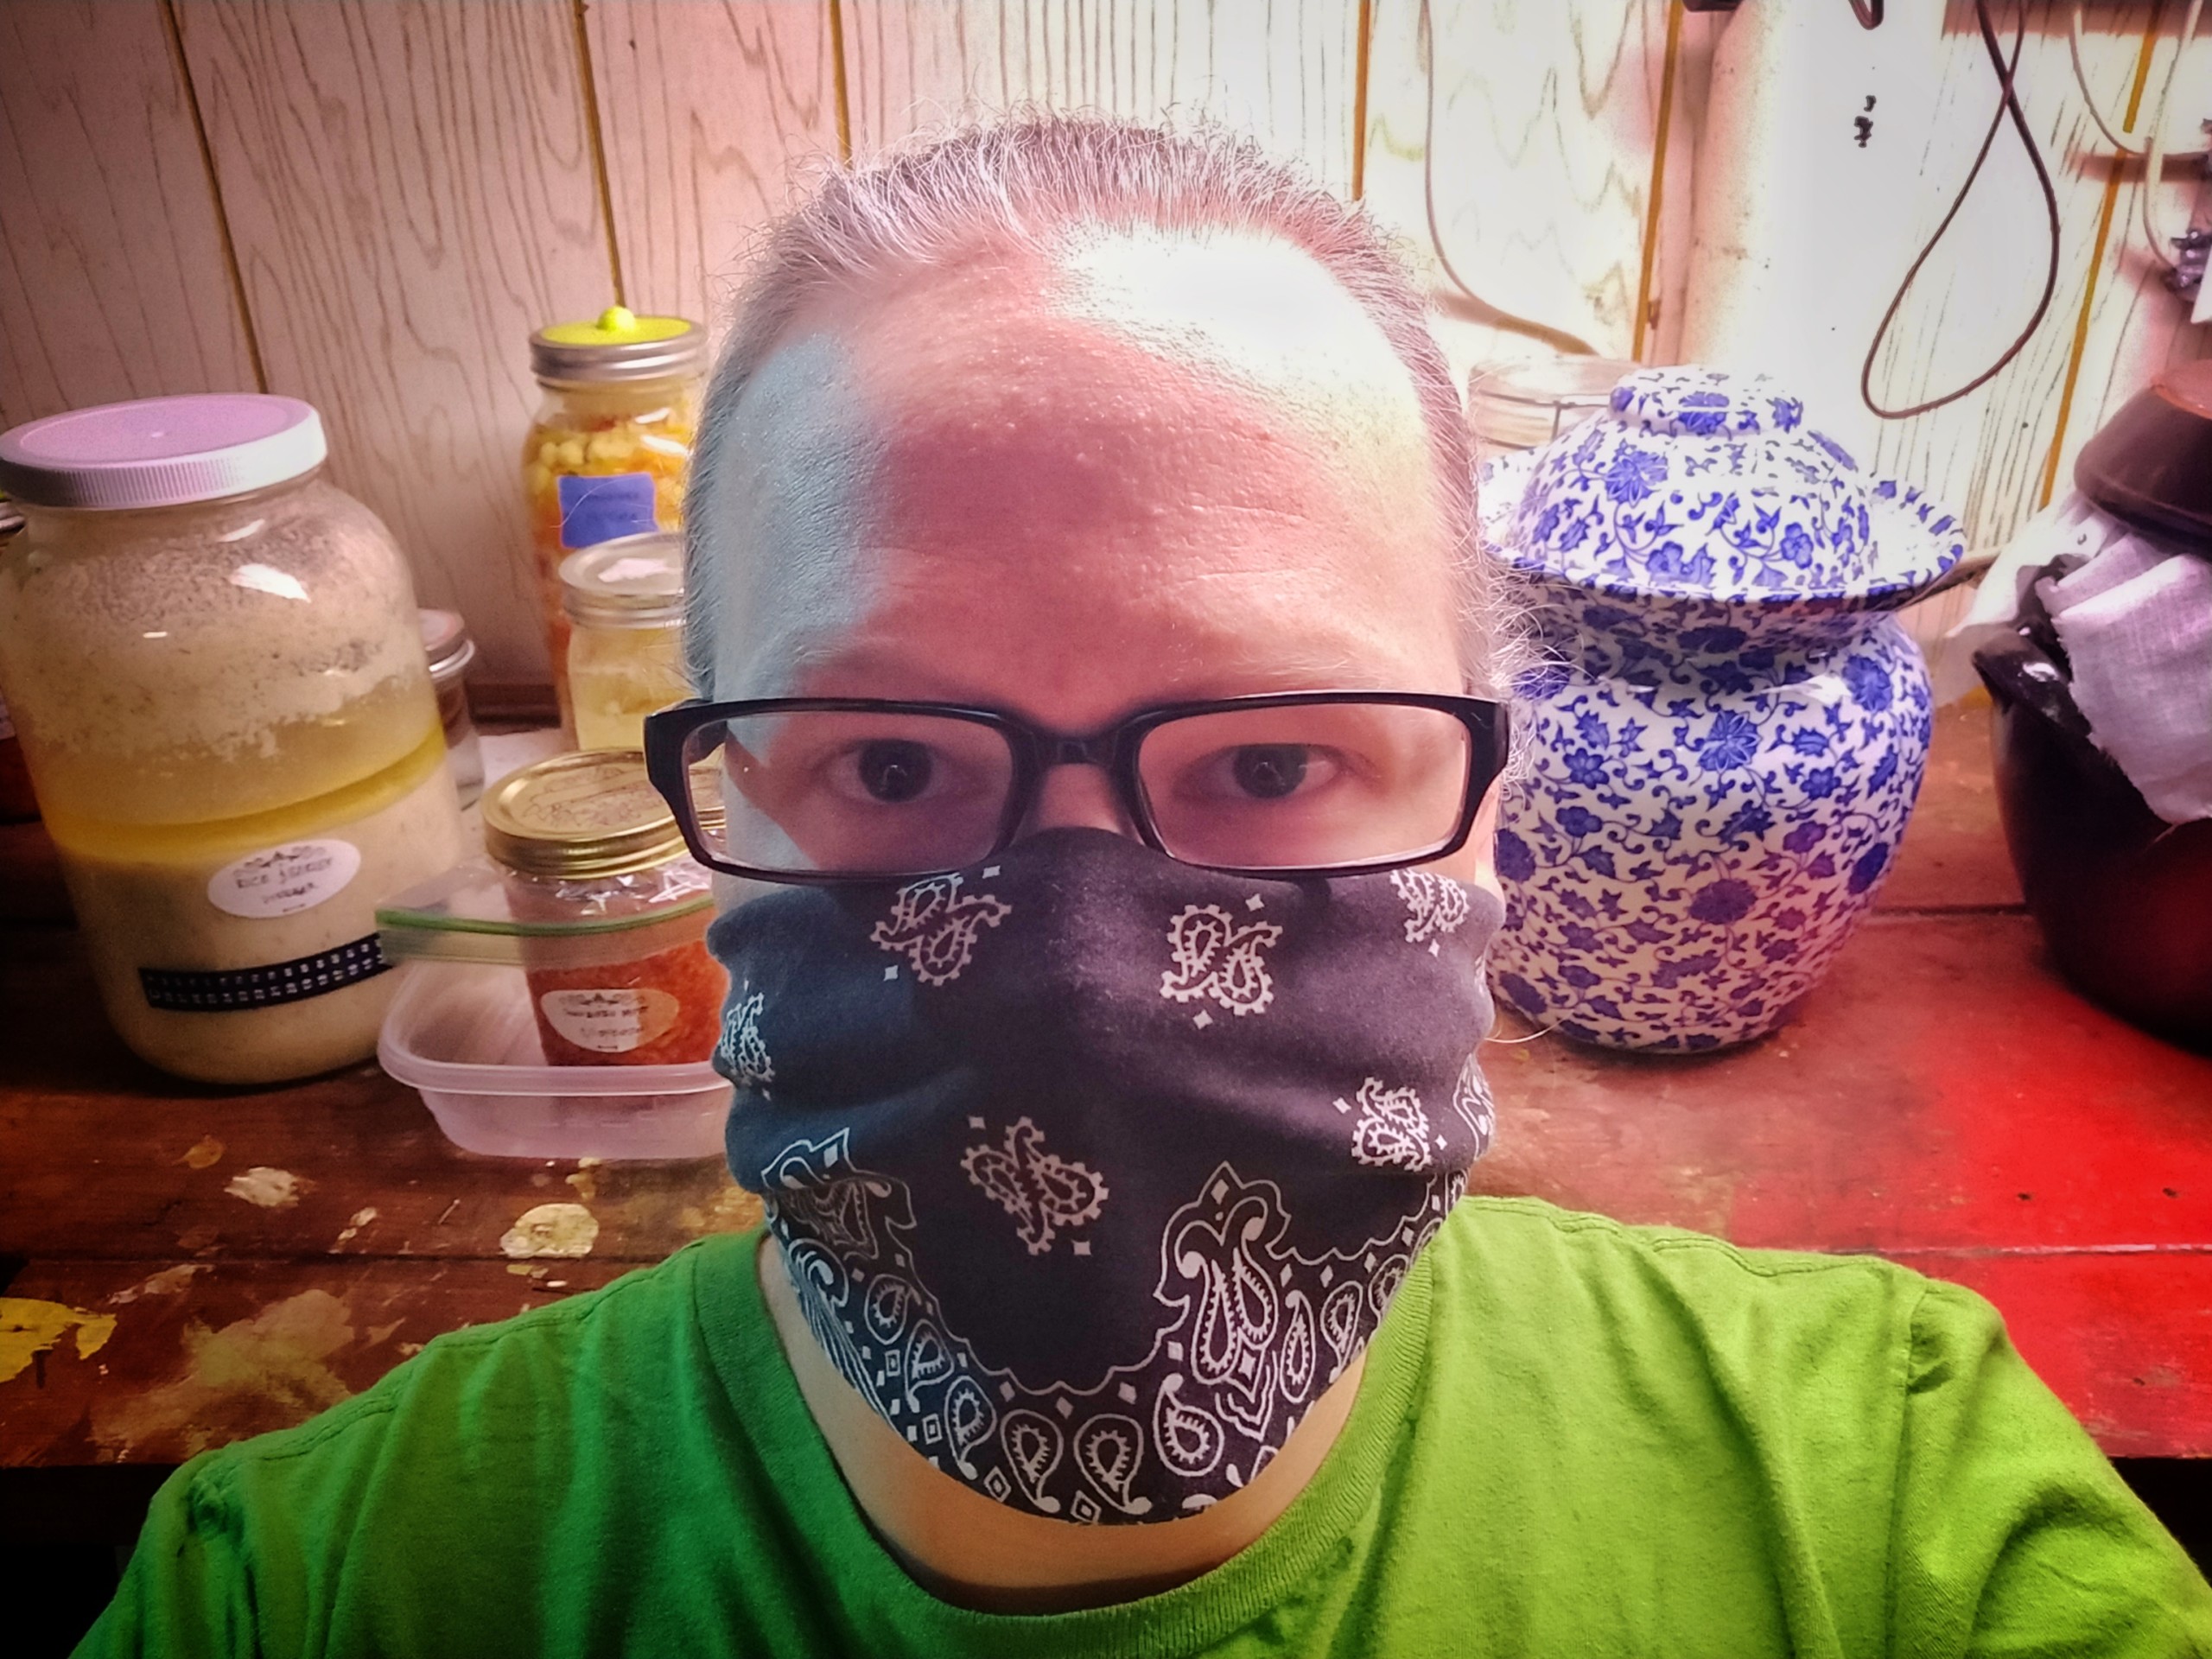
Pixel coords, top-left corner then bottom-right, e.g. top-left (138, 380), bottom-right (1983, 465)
top-left (0, 394), bottom-right (327, 511)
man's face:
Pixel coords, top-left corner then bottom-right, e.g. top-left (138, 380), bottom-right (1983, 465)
top-left (696, 226), bottom-right (1497, 890)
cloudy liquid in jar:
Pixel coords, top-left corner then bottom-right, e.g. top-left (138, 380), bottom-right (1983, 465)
top-left (0, 475), bottom-right (466, 1082)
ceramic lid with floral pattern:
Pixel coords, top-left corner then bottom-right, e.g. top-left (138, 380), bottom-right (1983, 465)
top-left (1481, 365), bottom-right (1966, 605)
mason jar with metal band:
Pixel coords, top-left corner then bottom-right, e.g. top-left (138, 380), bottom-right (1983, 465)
top-left (560, 531), bottom-right (690, 753)
top-left (480, 750), bottom-right (724, 1068)
top-left (419, 608), bottom-right (485, 809)
top-left (524, 307), bottom-right (705, 734)
top-left (0, 395), bottom-right (464, 1083)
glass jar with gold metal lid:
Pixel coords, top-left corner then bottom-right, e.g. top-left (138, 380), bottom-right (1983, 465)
top-left (524, 307), bottom-right (705, 734)
top-left (480, 750), bottom-right (723, 1066)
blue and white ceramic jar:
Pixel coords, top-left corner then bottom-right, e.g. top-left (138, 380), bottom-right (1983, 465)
top-left (1481, 366), bottom-right (1965, 1052)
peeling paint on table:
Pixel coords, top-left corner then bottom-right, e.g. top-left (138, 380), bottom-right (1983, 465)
top-left (499, 1203), bottom-right (599, 1260)
top-left (88, 1290), bottom-right (356, 1461)
top-left (225, 1167), bottom-right (312, 1209)
top-left (0, 1299), bottom-right (117, 1383)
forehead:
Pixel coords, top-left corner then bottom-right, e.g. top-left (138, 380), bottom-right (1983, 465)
top-left (697, 226), bottom-right (1458, 710)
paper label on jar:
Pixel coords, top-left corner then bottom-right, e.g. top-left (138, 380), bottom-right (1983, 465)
top-left (540, 988), bottom-right (682, 1053)
top-left (556, 472), bottom-right (658, 550)
top-left (206, 840), bottom-right (362, 919)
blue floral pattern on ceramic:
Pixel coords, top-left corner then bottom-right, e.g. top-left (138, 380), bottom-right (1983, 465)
top-left (1482, 366), bottom-right (1965, 1052)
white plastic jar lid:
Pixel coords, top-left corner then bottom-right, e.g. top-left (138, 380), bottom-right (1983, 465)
top-left (0, 394), bottom-right (328, 510)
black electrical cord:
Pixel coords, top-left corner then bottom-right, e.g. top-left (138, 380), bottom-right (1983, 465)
top-left (1860, 0), bottom-right (2062, 420)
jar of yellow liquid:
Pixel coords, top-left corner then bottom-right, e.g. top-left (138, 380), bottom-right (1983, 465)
top-left (525, 308), bottom-right (704, 735)
top-left (0, 396), bottom-right (465, 1083)
top-left (561, 533), bottom-right (690, 751)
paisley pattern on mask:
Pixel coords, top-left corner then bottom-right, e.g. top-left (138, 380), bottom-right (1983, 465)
top-left (712, 828), bottom-right (1506, 1524)
top-left (1448, 1052), bottom-right (1497, 1154)
top-left (762, 1127), bottom-right (1464, 1523)
top-left (961, 1116), bottom-right (1109, 1255)
top-left (1158, 902), bottom-right (1282, 1021)
top-left (719, 990), bottom-right (774, 1092)
top-left (871, 873), bottom-right (1012, 985)
top-left (1389, 868), bottom-right (1473, 952)
top-left (1342, 1077), bottom-right (1439, 1172)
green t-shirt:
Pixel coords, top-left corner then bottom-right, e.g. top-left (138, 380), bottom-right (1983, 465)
top-left (78, 1199), bottom-right (2210, 1657)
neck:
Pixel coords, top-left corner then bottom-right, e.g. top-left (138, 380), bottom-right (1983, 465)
top-left (757, 1233), bottom-right (1367, 1614)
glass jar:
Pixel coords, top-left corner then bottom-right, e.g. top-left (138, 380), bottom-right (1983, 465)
top-left (420, 608), bottom-right (485, 807)
top-left (0, 505), bottom-right (34, 822)
top-left (480, 751), bottom-right (724, 1067)
top-left (560, 532), bottom-right (689, 752)
top-left (0, 395), bottom-right (465, 1083)
top-left (524, 307), bottom-right (705, 736)
top-left (1466, 357), bottom-right (1638, 468)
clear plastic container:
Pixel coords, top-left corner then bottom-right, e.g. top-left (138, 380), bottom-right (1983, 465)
top-left (378, 961), bottom-right (729, 1160)
top-left (375, 755), bottom-right (731, 1158)
top-left (561, 532), bottom-right (688, 752)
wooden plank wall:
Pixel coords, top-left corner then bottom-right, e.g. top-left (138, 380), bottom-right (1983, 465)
top-left (2, 0), bottom-right (2207, 685)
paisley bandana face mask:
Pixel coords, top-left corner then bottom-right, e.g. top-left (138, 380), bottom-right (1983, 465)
top-left (710, 827), bottom-right (1503, 1524)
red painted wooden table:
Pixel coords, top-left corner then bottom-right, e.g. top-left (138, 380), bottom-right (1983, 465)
top-left (3, 701), bottom-right (2209, 1533)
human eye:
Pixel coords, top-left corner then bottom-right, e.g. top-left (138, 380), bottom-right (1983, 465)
top-left (828, 737), bottom-right (941, 805)
top-left (808, 732), bottom-right (1007, 815)
top-left (1174, 742), bottom-right (1350, 807)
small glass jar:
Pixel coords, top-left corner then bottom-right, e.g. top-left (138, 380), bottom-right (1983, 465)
top-left (419, 608), bottom-right (485, 807)
top-left (480, 751), bottom-right (724, 1067)
top-left (560, 532), bottom-right (689, 752)
top-left (0, 395), bottom-right (466, 1083)
top-left (524, 308), bottom-right (705, 736)
top-left (1466, 357), bottom-right (1638, 468)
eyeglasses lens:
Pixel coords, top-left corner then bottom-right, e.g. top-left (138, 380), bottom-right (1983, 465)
top-left (682, 711), bottom-right (1016, 876)
top-left (677, 702), bottom-right (1476, 876)
top-left (1135, 704), bottom-right (1473, 870)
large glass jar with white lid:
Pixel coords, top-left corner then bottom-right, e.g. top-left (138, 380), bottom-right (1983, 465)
top-left (0, 394), bottom-right (465, 1083)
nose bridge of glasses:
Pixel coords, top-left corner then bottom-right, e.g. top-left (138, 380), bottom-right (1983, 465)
top-left (1045, 732), bottom-right (1115, 771)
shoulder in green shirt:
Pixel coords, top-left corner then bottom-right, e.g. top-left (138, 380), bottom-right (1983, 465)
top-left (76, 1198), bottom-right (2212, 1657)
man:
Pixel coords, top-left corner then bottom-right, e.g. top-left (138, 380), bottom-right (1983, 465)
top-left (81, 116), bottom-right (2209, 1656)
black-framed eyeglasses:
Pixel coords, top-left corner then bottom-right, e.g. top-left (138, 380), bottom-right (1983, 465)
top-left (644, 691), bottom-right (1509, 884)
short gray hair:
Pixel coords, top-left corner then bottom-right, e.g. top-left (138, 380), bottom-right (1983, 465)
top-left (685, 112), bottom-right (1507, 697)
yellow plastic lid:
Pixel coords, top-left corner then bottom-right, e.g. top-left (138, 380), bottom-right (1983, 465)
top-left (530, 307), bottom-right (705, 386)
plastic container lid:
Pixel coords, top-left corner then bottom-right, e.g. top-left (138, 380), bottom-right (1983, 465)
top-left (0, 394), bottom-right (327, 510)
top-left (419, 608), bottom-right (478, 683)
top-left (481, 750), bottom-right (687, 880)
top-left (530, 305), bottom-right (706, 387)
top-left (377, 963), bottom-right (730, 1160)
top-left (559, 531), bottom-right (684, 628)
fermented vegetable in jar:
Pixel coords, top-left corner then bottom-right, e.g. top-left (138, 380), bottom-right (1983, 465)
top-left (0, 395), bottom-right (465, 1083)
top-left (524, 307), bottom-right (704, 735)
top-left (561, 532), bottom-right (690, 752)
top-left (480, 751), bottom-right (724, 1067)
